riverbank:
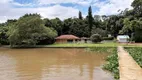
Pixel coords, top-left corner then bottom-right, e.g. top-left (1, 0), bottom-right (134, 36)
top-left (1, 42), bottom-right (141, 48)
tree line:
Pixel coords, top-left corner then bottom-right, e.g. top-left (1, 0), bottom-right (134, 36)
top-left (0, 0), bottom-right (142, 47)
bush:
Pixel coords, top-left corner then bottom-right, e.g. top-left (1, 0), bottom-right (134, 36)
top-left (90, 34), bottom-right (102, 43)
top-left (102, 37), bottom-right (114, 40)
top-left (134, 29), bottom-right (142, 42)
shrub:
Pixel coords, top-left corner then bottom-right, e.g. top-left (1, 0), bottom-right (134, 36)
top-left (134, 29), bottom-right (142, 42)
top-left (90, 34), bottom-right (102, 43)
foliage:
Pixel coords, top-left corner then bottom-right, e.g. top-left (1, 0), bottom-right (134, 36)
top-left (7, 14), bottom-right (57, 47)
top-left (0, 19), bottom-right (17, 45)
top-left (69, 18), bottom-right (90, 37)
top-left (62, 18), bottom-right (73, 34)
top-left (50, 18), bottom-right (63, 35)
top-left (107, 15), bottom-right (124, 37)
top-left (79, 11), bottom-right (83, 20)
top-left (103, 50), bottom-right (119, 79)
top-left (131, 0), bottom-right (142, 17)
top-left (87, 6), bottom-right (94, 33)
top-left (87, 47), bottom-right (115, 53)
top-left (91, 27), bottom-right (108, 37)
top-left (125, 47), bottom-right (142, 67)
top-left (93, 15), bottom-right (102, 28)
top-left (90, 34), bottom-right (102, 43)
top-left (133, 20), bottom-right (142, 42)
top-left (0, 26), bottom-right (9, 44)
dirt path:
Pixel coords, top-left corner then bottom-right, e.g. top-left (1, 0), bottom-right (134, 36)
top-left (118, 46), bottom-right (142, 80)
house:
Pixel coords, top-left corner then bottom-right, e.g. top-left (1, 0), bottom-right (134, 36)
top-left (117, 35), bottom-right (130, 43)
top-left (80, 37), bottom-right (91, 43)
top-left (55, 35), bottom-right (80, 43)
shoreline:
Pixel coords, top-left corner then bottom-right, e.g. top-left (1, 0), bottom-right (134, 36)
top-left (0, 43), bottom-right (141, 49)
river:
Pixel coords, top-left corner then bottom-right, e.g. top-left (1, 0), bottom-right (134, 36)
top-left (0, 48), bottom-right (113, 80)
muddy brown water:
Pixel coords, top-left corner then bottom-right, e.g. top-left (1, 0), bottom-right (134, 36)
top-left (0, 48), bottom-right (114, 80)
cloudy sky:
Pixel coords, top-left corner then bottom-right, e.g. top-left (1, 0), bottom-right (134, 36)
top-left (0, 0), bottom-right (134, 23)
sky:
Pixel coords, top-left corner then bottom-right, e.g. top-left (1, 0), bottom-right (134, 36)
top-left (0, 0), bottom-right (134, 23)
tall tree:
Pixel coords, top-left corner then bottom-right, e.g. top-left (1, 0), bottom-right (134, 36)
top-left (88, 6), bottom-right (94, 34)
top-left (79, 11), bottom-right (83, 20)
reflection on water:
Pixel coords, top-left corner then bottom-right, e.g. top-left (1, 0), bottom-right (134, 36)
top-left (0, 48), bottom-right (114, 80)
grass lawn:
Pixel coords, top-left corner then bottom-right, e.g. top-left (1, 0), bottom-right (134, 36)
top-left (44, 42), bottom-right (140, 48)
top-left (2, 42), bottom-right (142, 48)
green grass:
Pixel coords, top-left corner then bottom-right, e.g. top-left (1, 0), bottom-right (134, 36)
top-left (45, 42), bottom-right (139, 48)
top-left (87, 47), bottom-right (119, 80)
top-left (48, 43), bottom-right (117, 47)
top-left (2, 42), bottom-right (142, 48)
top-left (125, 47), bottom-right (142, 67)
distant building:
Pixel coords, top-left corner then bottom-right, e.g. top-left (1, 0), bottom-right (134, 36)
top-left (117, 35), bottom-right (130, 43)
top-left (55, 35), bottom-right (80, 43)
top-left (80, 37), bottom-right (91, 43)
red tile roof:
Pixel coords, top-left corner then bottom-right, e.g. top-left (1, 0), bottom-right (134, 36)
top-left (56, 35), bottom-right (80, 39)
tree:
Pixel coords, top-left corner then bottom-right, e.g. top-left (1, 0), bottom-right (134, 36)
top-left (62, 18), bottom-right (73, 34)
top-left (0, 26), bottom-right (9, 44)
top-left (79, 11), bottom-right (83, 20)
top-left (91, 27), bottom-right (108, 37)
top-left (7, 14), bottom-right (57, 47)
top-left (44, 18), bottom-right (53, 29)
top-left (131, 0), bottom-right (142, 17)
top-left (106, 15), bottom-right (123, 37)
top-left (87, 6), bottom-right (94, 34)
top-left (50, 18), bottom-right (63, 36)
top-left (94, 15), bottom-right (102, 28)
top-left (119, 18), bottom-right (132, 35)
top-left (133, 20), bottom-right (142, 42)
top-left (0, 19), bottom-right (17, 45)
top-left (69, 18), bottom-right (90, 37)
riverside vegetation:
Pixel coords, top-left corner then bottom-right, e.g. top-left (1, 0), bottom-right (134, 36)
top-left (87, 47), bottom-right (119, 79)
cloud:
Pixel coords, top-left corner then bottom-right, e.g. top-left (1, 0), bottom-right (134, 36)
top-left (0, 0), bottom-right (12, 3)
top-left (94, 0), bottom-right (134, 15)
top-left (37, 5), bottom-right (79, 19)
top-left (38, 0), bottom-right (97, 6)
top-left (0, 4), bottom-right (79, 23)
top-left (0, 0), bottom-right (134, 23)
